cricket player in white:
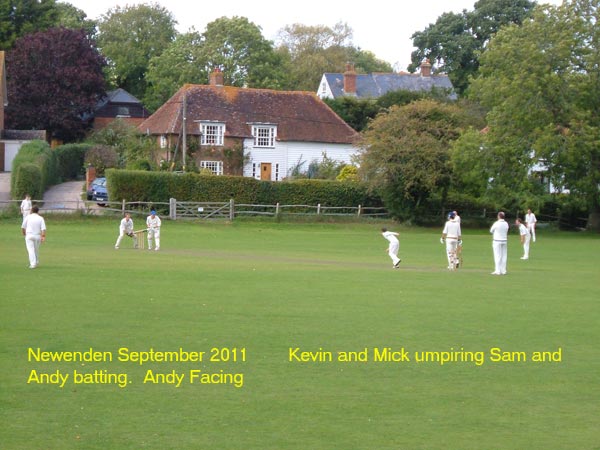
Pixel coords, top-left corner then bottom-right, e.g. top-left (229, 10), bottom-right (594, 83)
top-left (525, 208), bottom-right (537, 242)
top-left (381, 228), bottom-right (401, 268)
top-left (441, 212), bottom-right (461, 270)
top-left (20, 194), bottom-right (32, 217)
top-left (115, 213), bottom-right (137, 249)
top-left (146, 210), bottom-right (161, 251)
top-left (21, 205), bottom-right (46, 268)
top-left (516, 218), bottom-right (530, 259)
top-left (490, 211), bottom-right (509, 275)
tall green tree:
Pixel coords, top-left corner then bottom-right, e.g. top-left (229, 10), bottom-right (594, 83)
top-left (55, 2), bottom-right (96, 38)
top-left (97, 3), bottom-right (177, 100)
top-left (275, 22), bottom-right (353, 91)
top-left (199, 16), bottom-right (285, 89)
top-left (144, 30), bottom-right (207, 112)
top-left (410, 0), bottom-right (536, 94)
top-left (358, 99), bottom-right (473, 221)
top-left (0, 0), bottom-right (59, 49)
top-left (6, 27), bottom-right (106, 141)
top-left (347, 48), bottom-right (393, 74)
top-left (465, 0), bottom-right (600, 229)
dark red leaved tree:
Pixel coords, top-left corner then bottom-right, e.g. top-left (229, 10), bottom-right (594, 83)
top-left (6, 27), bottom-right (106, 141)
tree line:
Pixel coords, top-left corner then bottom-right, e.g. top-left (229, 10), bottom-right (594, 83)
top-left (1, 0), bottom-right (598, 229)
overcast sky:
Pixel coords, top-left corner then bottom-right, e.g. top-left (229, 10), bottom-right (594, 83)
top-left (62, 0), bottom-right (563, 71)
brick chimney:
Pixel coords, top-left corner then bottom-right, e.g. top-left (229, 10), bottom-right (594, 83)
top-left (343, 63), bottom-right (357, 96)
top-left (420, 58), bottom-right (432, 77)
top-left (209, 68), bottom-right (224, 86)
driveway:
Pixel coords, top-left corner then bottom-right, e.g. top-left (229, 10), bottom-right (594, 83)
top-left (0, 172), bottom-right (90, 212)
top-left (42, 180), bottom-right (87, 211)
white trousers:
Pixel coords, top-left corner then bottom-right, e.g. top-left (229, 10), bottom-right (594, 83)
top-left (492, 241), bottom-right (507, 274)
top-left (528, 224), bottom-right (536, 242)
top-left (388, 242), bottom-right (400, 266)
top-left (147, 228), bottom-right (160, 250)
top-left (522, 235), bottom-right (531, 258)
top-left (25, 235), bottom-right (41, 267)
top-left (446, 239), bottom-right (458, 269)
top-left (115, 231), bottom-right (137, 248)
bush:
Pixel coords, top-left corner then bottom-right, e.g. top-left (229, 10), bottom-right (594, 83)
top-left (55, 143), bottom-right (92, 180)
top-left (84, 145), bottom-right (119, 175)
top-left (541, 194), bottom-right (589, 230)
top-left (87, 119), bottom-right (159, 168)
top-left (13, 163), bottom-right (42, 200)
top-left (126, 159), bottom-right (154, 171)
top-left (10, 140), bottom-right (58, 199)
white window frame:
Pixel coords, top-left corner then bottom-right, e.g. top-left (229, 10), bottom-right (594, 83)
top-left (251, 124), bottom-right (277, 148)
top-left (199, 122), bottom-right (225, 146)
top-left (200, 160), bottom-right (223, 175)
top-left (159, 135), bottom-right (168, 149)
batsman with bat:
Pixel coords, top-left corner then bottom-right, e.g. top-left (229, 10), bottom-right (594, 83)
top-left (146, 210), bottom-right (161, 251)
top-left (115, 213), bottom-right (137, 249)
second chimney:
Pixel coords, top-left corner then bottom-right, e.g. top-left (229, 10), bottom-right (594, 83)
top-left (420, 59), bottom-right (432, 77)
top-left (209, 68), bottom-right (224, 86)
top-left (343, 63), bottom-right (357, 96)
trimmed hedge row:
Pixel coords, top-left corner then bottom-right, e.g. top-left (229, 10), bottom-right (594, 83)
top-left (11, 140), bottom-right (59, 200)
top-left (106, 170), bottom-right (382, 207)
top-left (54, 143), bottom-right (91, 180)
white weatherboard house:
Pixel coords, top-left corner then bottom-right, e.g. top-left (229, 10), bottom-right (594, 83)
top-left (139, 70), bottom-right (359, 180)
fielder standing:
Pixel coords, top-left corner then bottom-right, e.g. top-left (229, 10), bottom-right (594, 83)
top-left (21, 205), bottom-right (46, 269)
top-left (115, 212), bottom-right (137, 249)
top-left (515, 218), bottom-right (530, 260)
top-left (20, 194), bottom-right (32, 217)
top-left (490, 211), bottom-right (509, 275)
top-left (441, 211), bottom-right (461, 270)
top-left (146, 210), bottom-right (161, 251)
top-left (525, 208), bottom-right (537, 242)
top-left (381, 228), bottom-right (401, 269)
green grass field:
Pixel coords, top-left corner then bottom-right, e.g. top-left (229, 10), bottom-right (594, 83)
top-left (1, 215), bottom-right (599, 449)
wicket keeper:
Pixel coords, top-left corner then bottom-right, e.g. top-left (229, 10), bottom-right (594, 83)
top-left (115, 213), bottom-right (136, 249)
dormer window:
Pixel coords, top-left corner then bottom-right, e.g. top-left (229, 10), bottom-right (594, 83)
top-left (200, 122), bottom-right (225, 146)
top-left (251, 124), bottom-right (276, 147)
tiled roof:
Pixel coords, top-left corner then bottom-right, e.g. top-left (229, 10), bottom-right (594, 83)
top-left (138, 84), bottom-right (359, 144)
top-left (324, 72), bottom-right (455, 99)
top-left (95, 88), bottom-right (145, 110)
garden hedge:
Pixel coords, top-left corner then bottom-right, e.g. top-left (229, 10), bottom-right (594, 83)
top-left (10, 140), bottom-right (59, 199)
top-left (106, 170), bottom-right (382, 207)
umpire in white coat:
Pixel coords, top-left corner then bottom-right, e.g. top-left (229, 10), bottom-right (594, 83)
top-left (441, 211), bottom-right (461, 270)
top-left (490, 211), bottom-right (509, 275)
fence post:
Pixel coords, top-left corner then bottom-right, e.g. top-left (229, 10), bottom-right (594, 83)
top-left (357, 204), bottom-right (362, 217)
top-left (229, 199), bottom-right (235, 221)
top-left (317, 203), bottom-right (321, 215)
top-left (122, 199), bottom-right (125, 213)
top-left (169, 198), bottom-right (176, 220)
top-left (275, 202), bottom-right (280, 217)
